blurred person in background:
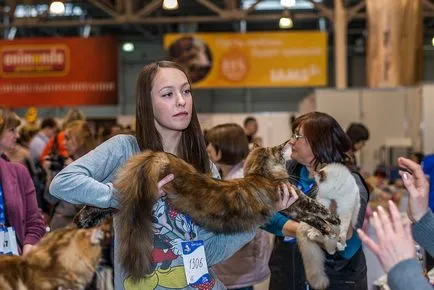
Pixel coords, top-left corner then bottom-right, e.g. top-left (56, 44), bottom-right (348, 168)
top-left (243, 116), bottom-right (258, 145)
top-left (29, 118), bottom-right (57, 165)
top-left (44, 120), bottom-right (96, 230)
top-left (0, 107), bottom-right (45, 255)
top-left (206, 123), bottom-right (273, 290)
top-left (6, 125), bottom-right (38, 176)
top-left (39, 108), bottom-right (86, 165)
top-left (346, 122), bottom-right (370, 170)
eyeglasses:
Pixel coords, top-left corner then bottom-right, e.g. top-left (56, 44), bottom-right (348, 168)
top-left (289, 133), bottom-right (304, 142)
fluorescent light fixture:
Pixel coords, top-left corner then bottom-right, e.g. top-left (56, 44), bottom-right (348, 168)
top-left (432, 37), bottom-right (434, 47)
top-left (279, 16), bottom-right (293, 28)
top-left (281, 0), bottom-right (296, 8)
top-left (242, 0), bottom-right (323, 10)
top-left (49, 1), bottom-right (65, 15)
top-left (122, 42), bottom-right (135, 52)
top-left (163, 0), bottom-right (179, 10)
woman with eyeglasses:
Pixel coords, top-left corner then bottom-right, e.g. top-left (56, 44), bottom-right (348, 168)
top-left (267, 112), bottom-right (370, 290)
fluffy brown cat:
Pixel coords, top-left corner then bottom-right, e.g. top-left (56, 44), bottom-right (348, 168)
top-left (112, 141), bottom-right (341, 281)
top-left (0, 221), bottom-right (111, 290)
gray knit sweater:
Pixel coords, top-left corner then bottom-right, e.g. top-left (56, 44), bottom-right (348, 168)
top-left (50, 134), bottom-right (255, 290)
top-left (387, 210), bottom-right (434, 290)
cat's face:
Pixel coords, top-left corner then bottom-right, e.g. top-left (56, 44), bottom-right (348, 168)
top-left (243, 140), bottom-right (291, 180)
top-left (27, 220), bottom-right (112, 273)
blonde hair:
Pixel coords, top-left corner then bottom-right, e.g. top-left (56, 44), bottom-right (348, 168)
top-left (63, 109), bottom-right (86, 128)
top-left (0, 106), bottom-right (21, 136)
top-left (64, 120), bottom-right (95, 157)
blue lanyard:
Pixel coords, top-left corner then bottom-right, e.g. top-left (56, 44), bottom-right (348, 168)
top-left (0, 182), bottom-right (5, 225)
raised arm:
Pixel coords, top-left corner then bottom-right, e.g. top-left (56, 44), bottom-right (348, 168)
top-left (49, 135), bottom-right (139, 208)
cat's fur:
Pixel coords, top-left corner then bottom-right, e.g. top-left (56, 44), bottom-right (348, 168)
top-left (111, 141), bottom-right (341, 281)
top-left (295, 163), bottom-right (361, 289)
top-left (0, 221), bottom-right (111, 290)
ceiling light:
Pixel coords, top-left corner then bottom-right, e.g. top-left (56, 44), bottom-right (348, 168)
top-left (163, 0), bottom-right (179, 10)
top-left (432, 37), bottom-right (434, 47)
top-left (49, 1), bottom-right (65, 15)
top-left (281, 0), bottom-right (296, 8)
top-left (279, 17), bottom-right (293, 29)
top-left (122, 42), bottom-right (135, 52)
top-left (279, 10), bottom-right (293, 29)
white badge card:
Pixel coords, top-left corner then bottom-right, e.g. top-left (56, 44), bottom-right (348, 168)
top-left (181, 240), bottom-right (211, 286)
top-left (0, 227), bottom-right (4, 254)
top-left (2, 227), bottom-right (19, 255)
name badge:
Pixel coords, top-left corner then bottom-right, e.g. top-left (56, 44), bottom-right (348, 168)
top-left (0, 226), bottom-right (19, 255)
top-left (181, 240), bottom-right (211, 286)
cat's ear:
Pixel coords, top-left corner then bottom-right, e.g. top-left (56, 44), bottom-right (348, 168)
top-left (252, 142), bottom-right (261, 149)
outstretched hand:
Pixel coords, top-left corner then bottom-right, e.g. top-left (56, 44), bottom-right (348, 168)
top-left (397, 157), bottom-right (429, 223)
top-left (357, 200), bottom-right (415, 273)
top-left (157, 174), bottom-right (175, 198)
top-left (277, 183), bottom-right (299, 211)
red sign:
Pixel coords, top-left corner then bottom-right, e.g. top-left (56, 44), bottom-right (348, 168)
top-left (0, 37), bottom-right (118, 107)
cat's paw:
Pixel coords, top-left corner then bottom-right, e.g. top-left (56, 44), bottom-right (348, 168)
top-left (337, 241), bottom-right (347, 251)
top-left (324, 237), bottom-right (337, 255)
top-left (307, 273), bottom-right (329, 290)
top-left (307, 228), bottom-right (321, 240)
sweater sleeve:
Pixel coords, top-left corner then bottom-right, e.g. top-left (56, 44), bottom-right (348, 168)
top-left (412, 210), bottom-right (434, 257)
top-left (261, 212), bottom-right (290, 236)
top-left (387, 258), bottom-right (432, 290)
top-left (16, 164), bottom-right (45, 245)
top-left (49, 135), bottom-right (139, 208)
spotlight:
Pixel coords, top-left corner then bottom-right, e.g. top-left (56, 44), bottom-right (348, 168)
top-left (281, 0), bottom-right (296, 8)
top-left (49, 1), bottom-right (65, 15)
top-left (163, 0), bottom-right (179, 10)
top-left (122, 42), bottom-right (135, 52)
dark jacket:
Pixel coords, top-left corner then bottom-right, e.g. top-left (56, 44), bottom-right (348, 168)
top-left (0, 155), bottom-right (45, 251)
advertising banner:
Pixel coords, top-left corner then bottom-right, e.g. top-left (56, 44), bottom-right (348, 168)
top-left (164, 32), bottom-right (327, 88)
top-left (0, 36), bottom-right (117, 107)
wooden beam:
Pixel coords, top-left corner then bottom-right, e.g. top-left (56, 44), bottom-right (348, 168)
top-left (195, 0), bottom-right (225, 16)
top-left (245, 0), bottom-right (265, 15)
top-left (306, 0), bottom-right (334, 21)
top-left (115, 0), bottom-right (124, 13)
top-left (347, 0), bottom-right (365, 22)
top-left (423, 0), bottom-right (434, 11)
top-left (89, 0), bottom-right (120, 18)
top-left (223, 0), bottom-right (238, 10)
top-left (334, 0), bottom-right (347, 88)
top-left (135, 0), bottom-right (162, 17)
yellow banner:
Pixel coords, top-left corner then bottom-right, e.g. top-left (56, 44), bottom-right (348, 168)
top-left (164, 32), bottom-right (327, 88)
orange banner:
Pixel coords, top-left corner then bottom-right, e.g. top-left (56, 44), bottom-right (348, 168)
top-left (0, 36), bottom-right (117, 107)
top-left (164, 32), bottom-right (327, 88)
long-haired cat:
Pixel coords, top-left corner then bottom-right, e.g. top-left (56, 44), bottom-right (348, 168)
top-left (295, 162), bottom-right (361, 289)
top-left (111, 141), bottom-right (341, 282)
top-left (0, 221), bottom-right (111, 290)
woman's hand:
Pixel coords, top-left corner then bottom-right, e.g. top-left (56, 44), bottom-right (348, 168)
top-left (357, 200), bottom-right (415, 273)
top-left (397, 157), bottom-right (429, 223)
top-left (22, 244), bottom-right (35, 256)
top-left (277, 183), bottom-right (299, 211)
top-left (157, 174), bottom-right (175, 198)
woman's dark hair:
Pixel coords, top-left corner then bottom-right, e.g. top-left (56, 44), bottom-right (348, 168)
top-left (205, 123), bottom-right (249, 166)
top-left (292, 112), bottom-right (353, 170)
top-left (346, 123), bottom-right (370, 147)
top-left (135, 60), bottom-right (210, 174)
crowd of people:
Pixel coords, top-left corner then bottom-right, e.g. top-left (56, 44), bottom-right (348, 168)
top-left (0, 60), bottom-right (433, 290)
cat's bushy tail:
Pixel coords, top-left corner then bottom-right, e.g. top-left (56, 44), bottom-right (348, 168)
top-left (115, 151), bottom-right (170, 281)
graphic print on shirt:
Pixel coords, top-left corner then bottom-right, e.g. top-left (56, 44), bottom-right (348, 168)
top-left (124, 196), bottom-right (215, 290)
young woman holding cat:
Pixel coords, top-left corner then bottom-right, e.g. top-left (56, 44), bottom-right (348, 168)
top-left (0, 107), bottom-right (45, 256)
top-left (50, 61), bottom-right (295, 290)
top-left (268, 112), bottom-right (369, 290)
top-left (205, 123), bottom-right (273, 290)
